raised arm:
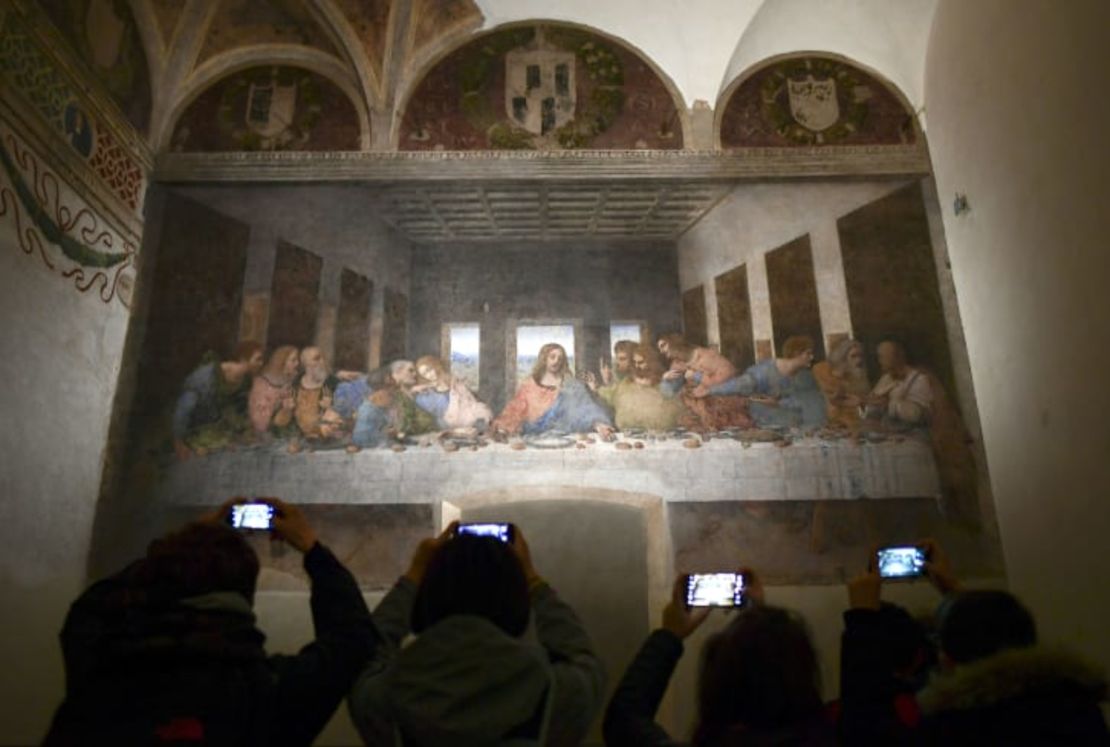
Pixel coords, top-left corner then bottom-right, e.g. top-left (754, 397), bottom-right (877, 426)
top-left (263, 500), bottom-right (381, 746)
top-left (511, 528), bottom-right (605, 747)
top-left (604, 575), bottom-right (710, 747)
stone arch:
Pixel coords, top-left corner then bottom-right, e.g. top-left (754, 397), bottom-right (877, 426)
top-left (715, 51), bottom-right (922, 150)
top-left (158, 46), bottom-right (370, 151)
top-left (393, 20), bottom-right (691, 151)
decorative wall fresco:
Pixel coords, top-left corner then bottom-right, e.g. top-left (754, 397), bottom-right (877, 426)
top-left (170, 66), bottom-right (361, 151)
top-left (197, 0), bottom-right (339, 64)
top-left (411, 0), bottom-right (482, 55)
top-left (36, 0), bottom-right (152, 132)
top-left (0, 120), bottom-right (135, 306)
top-left (333, 0), bottom-right (392, 83)
top-left (719, 55), bottom-right (916, 147)
top-left (150, 0), bottom-right (186, 47)
top-left (0, 10), bottom-right (146, 211)
top-left (400, 24), bottom-right (683, 150)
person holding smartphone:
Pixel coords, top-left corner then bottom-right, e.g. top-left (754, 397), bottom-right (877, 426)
top-left (348, 522), bottom-right (605, 746)
top-left (43, 498), bottom-right (380, 746)
top-left (604, 569), bottom-right (835, 747)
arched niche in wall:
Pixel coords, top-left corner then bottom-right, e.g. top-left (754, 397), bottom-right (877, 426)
top-left (169, 64), bottom-right (363, 152)
top-left (398, 22), bottom-right (687, 151)
top-left (38, 0), bottom-right (152, 133)
top-left (716, 53), bottom-right (919, 149)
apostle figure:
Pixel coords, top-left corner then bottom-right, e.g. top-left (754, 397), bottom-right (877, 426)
top-left (812, 338), bottom-right (871, 430)
top-left (172, 341), bottom-right (263, 459)
top-left (657, 334), bottom-right (752, 431)
top-left (411, 355), bottom-right (493, 432)
top-left (493, 343), bottom-right (614, 438)
top-left (864, 340), bottom-right (978, 524)
top-left (598, 344), bottom-right (687, 431)
top-left (698, 335), bottom-right (827, 430)
top-left (248, 345), bottom-right (300, 436)
top-left (292, 346), bottom-right (360, 440)
top-left (352, 360), bottom-right (437, 448)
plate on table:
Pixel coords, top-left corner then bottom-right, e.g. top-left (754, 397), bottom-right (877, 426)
top-left (525, 433), bottom-right (577, 449)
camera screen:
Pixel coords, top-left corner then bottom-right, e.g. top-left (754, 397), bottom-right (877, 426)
top-left (877, 546), bottom-right (927, 579)
top-left (457, 523), bottom-right (512, 543)
top-left (230, 503), bottom-right (274, 531)
top-left (685, 573), bottom-right (745, 608)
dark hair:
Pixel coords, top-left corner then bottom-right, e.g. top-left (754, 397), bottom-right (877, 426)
top-left (939, 590), bottom-right (1037, 664)
top-left (877, 602), bottom-right (934, 674)
top-left (234, 340), bottom-right (263, 363)
top-left (137, 522), bottom-right (260, 602)
top-left (694, 605), bottom-right (822, 744)
top-left (412, 534), bottom-right (530, 637)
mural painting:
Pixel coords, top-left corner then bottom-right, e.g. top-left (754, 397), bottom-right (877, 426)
top-left (171, 66), bottom-right (361, 151)
top-left (400, 24), bottom-right (683, 150)
top-left (37, 0), bottom-right (151, 132)
top-left (719, 55), bottom-right (917, 147)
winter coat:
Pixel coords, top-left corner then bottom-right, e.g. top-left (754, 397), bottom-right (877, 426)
top-left (349, 577), bottom-right (605, 746)
top-left (43, 543), bottom-right (380, 746)
top-left (917, 646), bottom-right (1109, 745)
top-left (836, 608), bottom-right (925, 745)
top-left (603, 629), bottom-right (836, 747)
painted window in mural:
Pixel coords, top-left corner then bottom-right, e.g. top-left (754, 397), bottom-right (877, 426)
top-left (610, 322), bottom-right (642, 347)
top-left (443, 323), bottom-right (480, 390)
top-left (516, 324), bottom-right (575, 386)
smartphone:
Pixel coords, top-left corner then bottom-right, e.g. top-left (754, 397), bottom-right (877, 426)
top-left (456, 522), bottom-right (515, 544)
top-left (228, 502), bottom-right (275, 531)
top-left (685, 572), bottom-right (746, 608)
top-left (876, 545), bottom-right (928, 579)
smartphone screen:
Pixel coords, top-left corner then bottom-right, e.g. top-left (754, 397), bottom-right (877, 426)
top-left (456, 522), bottom-right (514, 543)
top-left (229, 502), bottom-right (275, 531)
top-left (876, 546), bottom-right (928, 579)
top-left (685, 573), bottom-right (745, 608)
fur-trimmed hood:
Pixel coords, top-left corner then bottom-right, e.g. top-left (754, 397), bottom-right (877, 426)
top-left (918, 646), bottom-right (1108, 715)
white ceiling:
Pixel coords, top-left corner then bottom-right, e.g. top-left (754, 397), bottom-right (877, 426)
top-left (475, 0), bottom-right (938, 111)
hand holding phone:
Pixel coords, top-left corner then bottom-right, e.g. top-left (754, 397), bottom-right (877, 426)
top-left (455, 522), bottom-right (515, 544)
top-left (685, 572), bottom-right (746, 608)
top-left (876, 545), bottom-right (929, 580)
top-left (227, 501), bottom-right (275, 531)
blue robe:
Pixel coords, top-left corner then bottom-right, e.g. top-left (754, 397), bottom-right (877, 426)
top-left (708, 360), bottom-right (827, 429)
top-left (522, 378), bottom-right (613, 435)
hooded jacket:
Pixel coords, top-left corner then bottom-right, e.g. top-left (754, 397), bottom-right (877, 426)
top-left (917, 646), bottom-right (1109, 745)
top-left (44, 543), bottom-right (380, 746)
top-left (349, 577), bottom-right (605, 746)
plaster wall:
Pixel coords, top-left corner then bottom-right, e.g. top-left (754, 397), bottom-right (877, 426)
top-left (924, 0), bottom-right (1110, 675)
top-left (0, 153), bottom-right (133, 740)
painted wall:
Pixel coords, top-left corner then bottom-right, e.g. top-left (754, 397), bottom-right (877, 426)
top-left (409, 240), bottom-right (682, 412)
top-left (678, 179), bottom-right (910, 351)
top-left (0, 133), bottom-right (133, 741)
top-left (177, 184), bottom-right (413, 369)
top-left (924, 0), bottom-right (1110, 676)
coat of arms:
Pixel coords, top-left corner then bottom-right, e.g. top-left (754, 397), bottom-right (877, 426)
top-left (787, 75), bottom-right (839, 132)
top-left (505, 48), bottom-right (576, 136)
top-left (246, 77), bottom-right (298, 145)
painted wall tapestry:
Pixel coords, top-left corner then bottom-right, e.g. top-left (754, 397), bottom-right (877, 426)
top-left (0, 118), bottom-right (135, 306)
top-left (171, 66), bottom-right (361, 151)
top-left (720, 55), bottom-right (916, 147)
top-left (0, 9), bottom-right (146, 212)
top-left (37, 0), bottom-right (151, 132)
top-left (400, 24), bottom-right (683, 150)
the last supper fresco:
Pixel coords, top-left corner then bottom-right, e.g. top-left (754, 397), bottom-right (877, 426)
top-left (99, 45), bottom-right (1002, 588)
